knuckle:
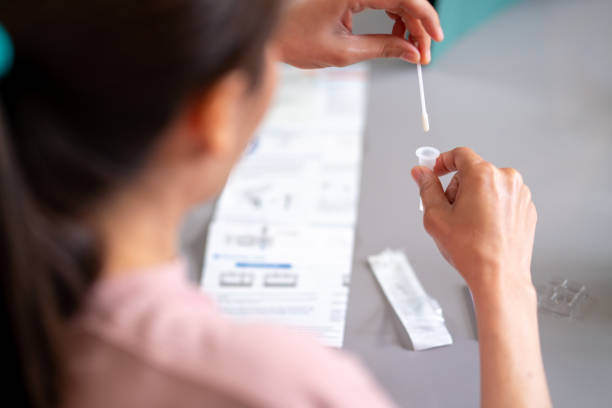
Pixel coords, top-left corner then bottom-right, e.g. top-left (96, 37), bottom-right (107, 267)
top-left (381, 43), bottom-right (398, 59)
top-left (419, 178), bottom-right (436, 196)
top-left (473, 162), bottom-right (496, 181)
top-left (454, 146), bottom-right (473, 157)
top-left (482, 161), bottom-right (497, 174)
top-left (504, 168), bottom-right (524, 186)
top-left (523, 184), bottom-right (532, 202)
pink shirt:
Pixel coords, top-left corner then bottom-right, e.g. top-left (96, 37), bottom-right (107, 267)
top-left (63, 261), bottom-right (395, 408)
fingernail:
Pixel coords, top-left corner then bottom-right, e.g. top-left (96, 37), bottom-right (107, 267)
top-left (402, 51), bottom-right (419, 63)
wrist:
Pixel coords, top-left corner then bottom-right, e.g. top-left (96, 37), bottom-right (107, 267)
top-left (468, 267), bottom-right (537, 310)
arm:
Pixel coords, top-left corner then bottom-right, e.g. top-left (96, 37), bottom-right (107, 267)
top-left (411, 147), bottom-right (551, 408)
top-left (472, 279), bottom-right (549, 408)
top-left (276, 0), bottom-right (444, 68)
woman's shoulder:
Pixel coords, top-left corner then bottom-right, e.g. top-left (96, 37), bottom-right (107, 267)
top-left (67, 260), bottom-right (394, 408)
top-left (76, 260), bottom-right (223, 350)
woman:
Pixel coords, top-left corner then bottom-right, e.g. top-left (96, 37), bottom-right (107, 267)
top-left (0, 0), bottom-right (551, 407)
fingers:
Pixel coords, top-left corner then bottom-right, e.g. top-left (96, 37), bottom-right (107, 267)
top-left (411, 166), bottom-right (450, 238)
top-left (445, 173), bottom-right (460, 204)
top-left (358, 0), bottom-right (444, 42)
top-left (386, 10), bottom-right (400, 21)
top-left (433, 147), bottom-right (485, 177)
top-left (521, 184), bottom-right (532, 206)
top-left (391, 16), bottom-right (406, 38)
top-left (405, 18), bottom-right (431, 64)
top-left (411, 166), bottom-right (449, 211)
top-left (342, 9), bottom-right (353, 32)
top-left (388, 13), bottom-right (429, 64)
top-left (344, 34), bottom-right (420, 65)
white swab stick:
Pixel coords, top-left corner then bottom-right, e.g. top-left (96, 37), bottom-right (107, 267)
top-left (416, 63), bottom-right (430, 132)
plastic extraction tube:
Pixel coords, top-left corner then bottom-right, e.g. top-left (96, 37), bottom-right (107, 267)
top-left (416, 146), bottom-right (441, 211)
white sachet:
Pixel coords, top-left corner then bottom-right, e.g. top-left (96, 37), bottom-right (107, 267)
top-left (368, 249), bottom-right (453, 351)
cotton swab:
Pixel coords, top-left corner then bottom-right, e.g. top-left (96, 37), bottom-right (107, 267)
top-left (416, 63), bottom-right (430, 132)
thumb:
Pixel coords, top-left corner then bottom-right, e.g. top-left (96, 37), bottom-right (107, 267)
top-left (345, 34), bottom-right (420, 64)
top-left (411, 166), bottom-right (449, 211)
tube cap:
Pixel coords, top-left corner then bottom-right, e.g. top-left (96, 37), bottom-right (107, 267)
top-left (415, 146), bottom-right (440, 170)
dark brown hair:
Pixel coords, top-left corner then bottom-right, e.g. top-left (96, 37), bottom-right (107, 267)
top-left (0, 1), bottom-right (282, 407)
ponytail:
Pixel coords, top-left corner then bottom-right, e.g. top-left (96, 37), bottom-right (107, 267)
top-left (0, 101), bottom-right (35, 407)
top-left (0, 25), bottom-right (101, 408)
top-left (0, 100), bottom-right (102, 408)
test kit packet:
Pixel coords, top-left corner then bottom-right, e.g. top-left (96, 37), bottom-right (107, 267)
top-left (368, 249), bottom-right (453, 351)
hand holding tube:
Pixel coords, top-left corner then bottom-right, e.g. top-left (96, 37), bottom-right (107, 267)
top-left (411, 146), bottom-right (536, 292)
top-left (411, 146), bottom-right (551, 408)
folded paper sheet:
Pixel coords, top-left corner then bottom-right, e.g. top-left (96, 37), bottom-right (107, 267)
top-left (368, 249), bottom-right (453, 351)
top-left (201, 64), bottom-right (368, 347)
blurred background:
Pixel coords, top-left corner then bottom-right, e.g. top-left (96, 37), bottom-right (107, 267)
top-left (183, 1), bottom-right (612, 406)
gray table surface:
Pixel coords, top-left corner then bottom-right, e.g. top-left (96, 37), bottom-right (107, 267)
top-left (182, 0), bottom-right (612, 406)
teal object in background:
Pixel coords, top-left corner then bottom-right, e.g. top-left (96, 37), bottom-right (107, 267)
top-left (0, 24), bottom-right (14, 78)
top-left (432, 0), bottom-right (522, 60)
